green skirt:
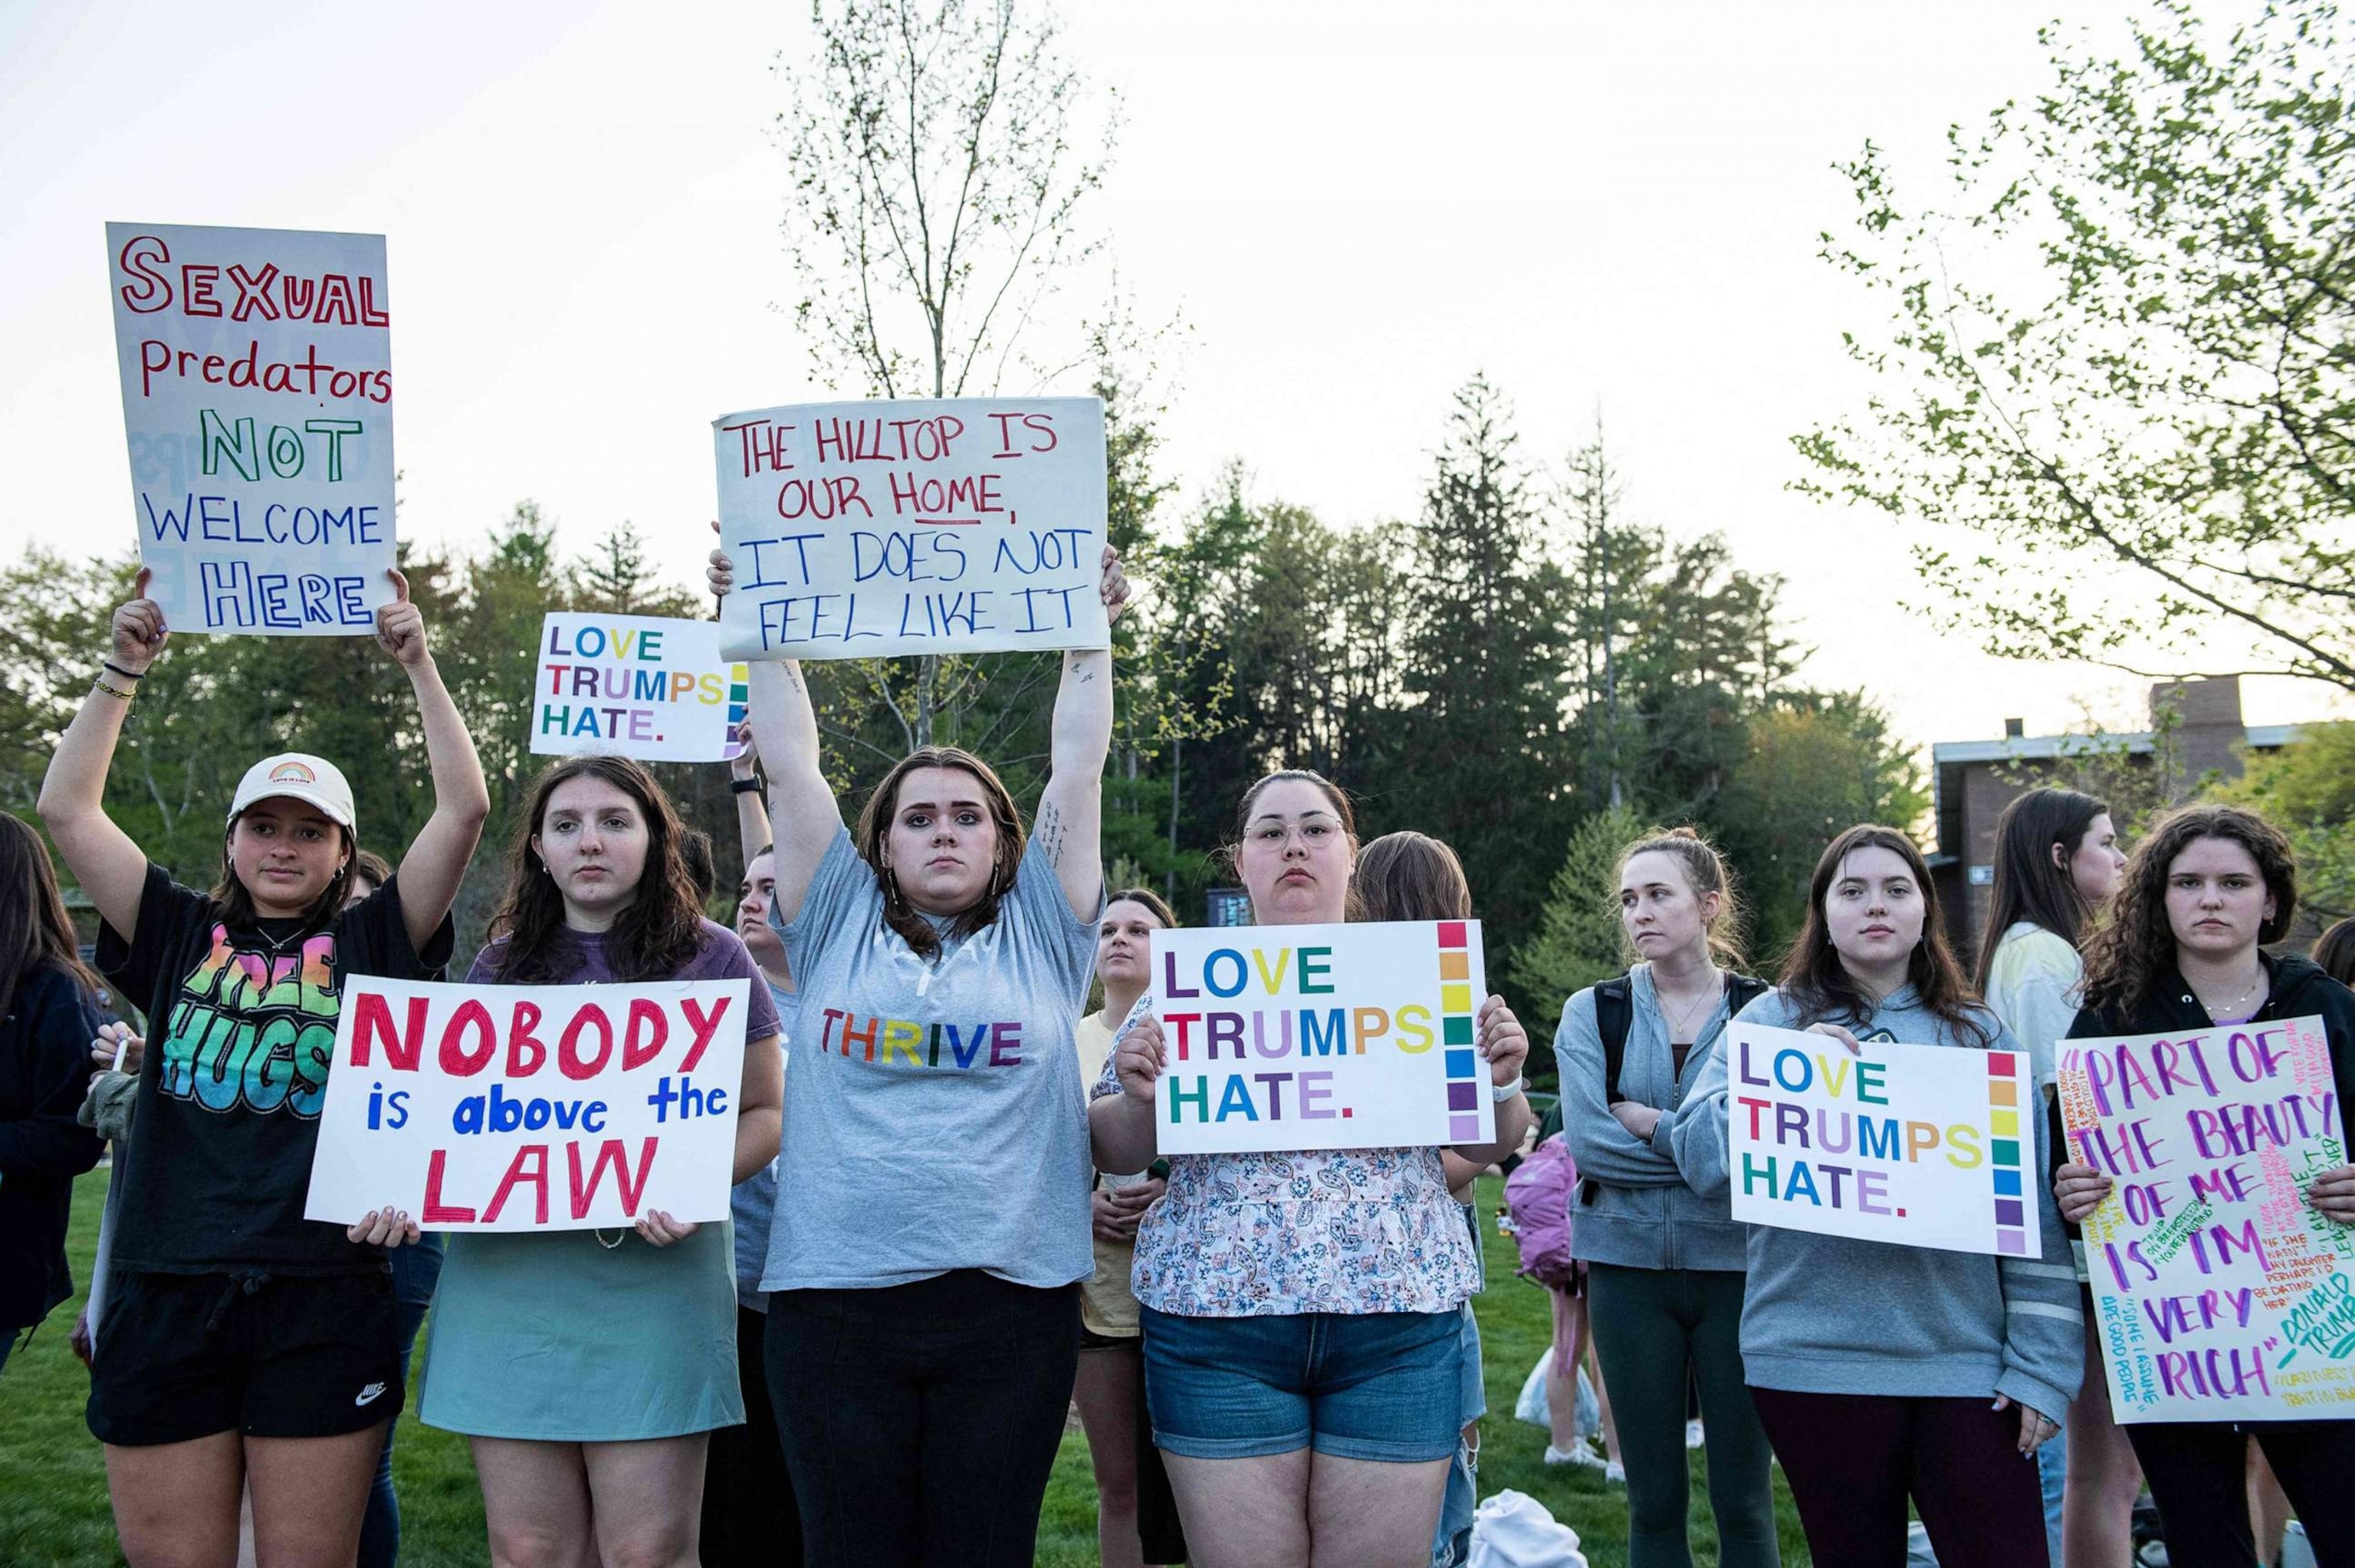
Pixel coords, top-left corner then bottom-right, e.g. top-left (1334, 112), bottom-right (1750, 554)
top-left (419, 1222), bottom-right (744, 1441)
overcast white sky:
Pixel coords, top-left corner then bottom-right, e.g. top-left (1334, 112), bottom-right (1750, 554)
top-left (2, 0), bottom-right (2337, 756)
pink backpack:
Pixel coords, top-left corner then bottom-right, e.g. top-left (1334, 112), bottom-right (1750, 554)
top-left (1504, 1133), bottom-right (1579, 1288)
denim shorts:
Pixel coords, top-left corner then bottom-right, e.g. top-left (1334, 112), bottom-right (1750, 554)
top-left (1139, 1303), bottom-right (1464, 1462)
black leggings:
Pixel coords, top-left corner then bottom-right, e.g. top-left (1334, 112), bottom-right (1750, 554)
top-left (2129, 1419), bottom-right (2355, 1567)
top-left (1749, 1386), bottom-right (2048, 1568)
top-left (764, 1271), bottom-right (1080, 1568)
top-left (702, 1304), bottom-right (803, 1568)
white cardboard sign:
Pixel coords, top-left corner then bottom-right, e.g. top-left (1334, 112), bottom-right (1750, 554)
top-left (304, 976), bottom-right (749, 1232)
top-left (1146, 920), bottom-right (1494, 1156)
top-left (2059, 1016), bottom-right (2355, 1422)
top-left (530, 613), bottom-right (750, 763)
top-left (107, 222), bottom-right (397, 635)
top-left (712, 395), bottom-right (1109, 660)
top-left (1728, 1023), bottom-right (2042, 1258)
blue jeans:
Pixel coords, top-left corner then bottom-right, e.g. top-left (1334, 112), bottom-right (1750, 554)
top-left (2035, 1421), bottom-right (2067, 1566)
top-left (1431, 1302), bottom-right (1484, 1566)
top-left (358, 1235), bottom-right (445, 1568)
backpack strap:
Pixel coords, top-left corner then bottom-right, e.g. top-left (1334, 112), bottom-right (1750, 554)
top-left (1583, 976), bottom-right (1635, 1209)
top-left (1726, 973), bottom-right (1770, 1021)
top-left (1595, 975), bottom-right (1635, 1104)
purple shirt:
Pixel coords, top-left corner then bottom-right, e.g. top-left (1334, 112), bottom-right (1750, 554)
top-left (466, 919), bottom-right (784, 1046)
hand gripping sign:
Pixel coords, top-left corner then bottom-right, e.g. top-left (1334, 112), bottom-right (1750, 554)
top-left (1146, 920), bottom-right (1495, 1156)
top-left (107, 222), bottom-right (397, 636)
top-left (305, 976), bottom-right (749, 1232)
top-left (712, 395), bottom-right (1109, 660)
top-left (2059, 1016), bottom-right (2355, 1422)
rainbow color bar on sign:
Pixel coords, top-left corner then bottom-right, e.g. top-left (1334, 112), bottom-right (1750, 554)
top-left (722, 664), bottom-right (751, 759)
top-left (1437, 921), bottom-right (1480, 1142)
top-left (1987, 1051), bottom-right (2030, 1255)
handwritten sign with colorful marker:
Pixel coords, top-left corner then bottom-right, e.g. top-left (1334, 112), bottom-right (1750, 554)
top-left (711, 395), bottom-right (1109, 660)
top-left (107, 222), bottom-right (397, 635)
top-left (529, 613), bottom-right (748, 764)
top-left (2058, 1015), bottom-right (2355, 1422)
top-left (1729, 1023), bottom-right (2041, 1257)
top-left (304, 976), bottom-right (750, 1232)
top-left (1146, 920), bottom-right (1493, 1156)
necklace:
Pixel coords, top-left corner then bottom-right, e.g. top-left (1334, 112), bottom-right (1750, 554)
top-left (1660, 969), bottom-right (1724, 1042)
top-left (2192, 968), bottom-right (2265, 1020)
top-left (593, 1228), bottom-right (626, 1250)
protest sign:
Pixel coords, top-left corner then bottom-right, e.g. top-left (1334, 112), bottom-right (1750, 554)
top-left (107, 223), bottom-right (397, 635)
top-left (530, 613), bottom-right (749, 763)
top-left (1145, 920), bottom-right (1493, 1156)
top-left (1729, 1022), bottom-right (2041, 1257)
top-left (2058, 1016), bottom-right (2355, 1422)
top-left (304, 976), bottom-right (750, 1232)
top-left (711, 396), bottom-right (1109, 660)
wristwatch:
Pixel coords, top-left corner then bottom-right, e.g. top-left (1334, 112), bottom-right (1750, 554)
top-left (1491, 1074), bottom-right (1526, 1102)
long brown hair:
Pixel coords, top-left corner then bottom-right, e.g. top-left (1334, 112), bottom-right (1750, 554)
top-left (1227, 769), bottom-right (1362, 922)
top-left (0, 815), bottom-right (100, 1017)
top-left (2079, 805), bottom-right (2298, 1020)
top-left (1354, 831), bottom-right (1472, 923)
top-left (1973, 787), bottom-right (2110, 990)
top-left (2315, 917), bottom-right (2355, 989)
top-left (1614, 826), bottom-right (1749, 971)
top-left (855, 746), bottom-right (1026, 959)
top-left (1780, 825), bottom-right (1991, 1045)
top-left (488, 756), bottom-right (708, 983)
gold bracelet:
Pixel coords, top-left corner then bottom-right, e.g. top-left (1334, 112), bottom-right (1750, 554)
top-left (93, 678), bottom-right (134, 701)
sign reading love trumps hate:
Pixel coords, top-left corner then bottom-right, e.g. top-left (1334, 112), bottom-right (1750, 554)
top-left (1147, 920), bottom-right (1493, 1156)
top-left (531, 614), bottom-right (749, 763)
top-left (2058, 1016), bottom-right (2355, 1422)
top-left (107, 223), bottom-right (396, 636)
top-left (712, 396), bottom-right (1109, 660)
top-left (304, 976), bottom-right (749, 1232)
top-left (1729, 1023), bottom-right (2041, 1257)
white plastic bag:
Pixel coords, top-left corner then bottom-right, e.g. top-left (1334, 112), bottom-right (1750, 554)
top-left (1467, 1490), bottom-right (1588, 1568)
top-left (1513, 1347), bottom-right (1552, 1426)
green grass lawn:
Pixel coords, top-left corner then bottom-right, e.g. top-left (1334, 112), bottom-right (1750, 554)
top-left (1, 1169), bottom-right (1808, 1565)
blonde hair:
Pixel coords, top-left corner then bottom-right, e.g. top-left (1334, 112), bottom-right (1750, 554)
top-left (1614, 826), bottom-right (1747, 970)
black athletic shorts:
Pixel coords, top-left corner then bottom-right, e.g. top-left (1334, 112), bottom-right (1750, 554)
top-left (87, 1269), bottom-right (403, 1446)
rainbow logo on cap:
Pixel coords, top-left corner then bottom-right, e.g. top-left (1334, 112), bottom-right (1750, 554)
top-left (268, 762), bottom-right (317, 784)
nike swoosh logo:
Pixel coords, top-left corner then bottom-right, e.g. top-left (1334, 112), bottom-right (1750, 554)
top-left (355, 1383), bottom-right (387, 1407)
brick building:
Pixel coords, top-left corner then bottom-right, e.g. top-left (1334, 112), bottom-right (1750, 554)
top-left (1926, 677), bottom-right (2301, 966)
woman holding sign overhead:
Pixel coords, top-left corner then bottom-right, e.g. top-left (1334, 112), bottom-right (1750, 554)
top-left (1683, 825), bottom-right (2081, 1566)
top-left (39, 568), bottom-right (487, 1568)
top-left (710, 540), bottom-right (1127, 1568)
top-left (2051, 804), bottom-right (2355, 1566)
top-left (1091, 773), bottom-right (1532, 1568)
top-left (419, 753), bottom-right (783, 1568)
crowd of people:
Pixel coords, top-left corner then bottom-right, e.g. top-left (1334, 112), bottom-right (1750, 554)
top-left (0, 545), bottom-right (2350, 1568)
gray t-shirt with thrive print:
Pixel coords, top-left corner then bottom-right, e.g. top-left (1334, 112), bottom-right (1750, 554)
top-left (760, 826), bottom-right (1100, 1291)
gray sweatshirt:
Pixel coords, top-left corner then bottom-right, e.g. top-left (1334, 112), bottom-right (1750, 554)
top-left (1683, 985), bottom-right (2084, 1421)
top-left (1555, 965), bottom-right (1748, 1272)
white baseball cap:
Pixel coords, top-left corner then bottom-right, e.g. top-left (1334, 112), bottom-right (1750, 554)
top-left (228, 753), bottom-right (356, 831)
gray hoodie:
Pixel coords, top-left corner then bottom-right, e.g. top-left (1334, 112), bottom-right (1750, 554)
top-left (1683, 985), bottom-right (2084, 1421)
top-left (1555, 965), bottom-right (1748, 1272)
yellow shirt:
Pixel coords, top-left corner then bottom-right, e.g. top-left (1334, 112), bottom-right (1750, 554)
top-left (1075, 1009), bottom-right (1145, 1337)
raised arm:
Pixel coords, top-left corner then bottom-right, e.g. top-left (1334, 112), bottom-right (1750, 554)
top-left (710, 533), bottom-right (842, 923)
top-left (1033, 547), bottom-right (1130, 920)
top-left (728, 721), bottom-right (774, 870)
top-left (38, 572), bottom-right (168, 940)
top-left (377, 572), bottom-right (491, 954)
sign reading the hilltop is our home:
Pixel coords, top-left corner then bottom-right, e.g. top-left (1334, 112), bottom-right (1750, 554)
top-left (305, 976), bottom-right (749, 1232)
top-left (530, 613), bottom-right (749, 764)
top-left (2060, 1016), bottom-right (2355, 1422)
top-left (711, 396), bottom-right (1109, 660)
top-left (107, 222), bottom-right (396, 636)
top-left (1729, 1023), bottom-right (2041, 1258)
top-left (1144, 920), bottom-right (1495, 1156)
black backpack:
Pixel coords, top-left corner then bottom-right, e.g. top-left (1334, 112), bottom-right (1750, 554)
top-left (1579, 970), bottom-right (1769, 1205)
